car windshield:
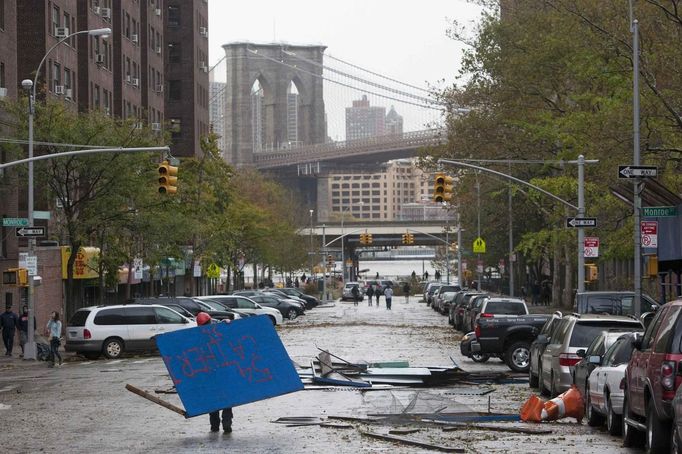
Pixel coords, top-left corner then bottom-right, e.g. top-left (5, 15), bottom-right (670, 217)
top-left (198, 300), bottom-right (225, 311)
top-left (570, 322), bottom-right (642, 347)
top-left (485, 301), bottom-right (526, 315)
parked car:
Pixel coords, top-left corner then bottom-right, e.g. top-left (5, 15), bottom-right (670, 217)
top-left (529, 312), bottom-right (563, 388)
top-left (135, 297), bottom-right (235, 321)
top-left (447, 290), bottom-right (469, 326)
top-left (425, 284), bottom-right (442, 307)
top-left (540, 314), bottom-right (642, 397)
top-left (462, 294), bottom-right (490, 333)
top-left (434, 291), bottom-right (456, 314)
top-left (623, 299), bottom-right (682, 452)
top-left (452, 292), bottom-right (485, 330)
top-left (671, 380), bottom-right (682, 453)
top-left (460, 331), bottom-right (491, 363)
top-left (573, 330), bottom-right (643, 419)
top-left (250, 294), bottom-right (305, 320)
top-left (470, 313), bottom-right (550, 372)
top-left (433, 284), bottom-right (462, 313)
top-left (196, 295), bottom-right (283, 325)
top-left (341, 282), bottom-right (365, 301)
top-left (474, 297), bottom-right (528, 327)
top-left (573, 291), bottom-right (659, 316)
top-left (65, 304), bottom-right (195, 359)
top-left (263, 289), bottom-right (309, 309)
top-left (422, 281), bottom-right (440, 302)
top-left (584, 332), bottom-right (642, 435)
top-left (279, 287), bottom-right (321, 308)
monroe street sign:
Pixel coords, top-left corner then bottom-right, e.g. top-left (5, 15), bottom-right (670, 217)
top-left (566, 217), bottom-right (597, 228)
top-left (2, 218), bottom-right (29, 227)
top-left (642, 206), bottom-right (678, 217)
top-left (618, 165), bottom-right (658, 179)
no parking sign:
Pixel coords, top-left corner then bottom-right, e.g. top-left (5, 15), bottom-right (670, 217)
top-left (584, 237), bottom-right (599, 258)
top-left (641, 221), bottom-right (658, 248)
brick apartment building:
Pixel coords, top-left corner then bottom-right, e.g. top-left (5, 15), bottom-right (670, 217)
top-left (0, 0), bottom-right (208, 324)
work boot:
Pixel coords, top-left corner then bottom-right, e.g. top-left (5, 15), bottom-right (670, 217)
top-left (210, 426), bottom-right (219, 433)
top-left (223, 425), bottom-right (232, 433)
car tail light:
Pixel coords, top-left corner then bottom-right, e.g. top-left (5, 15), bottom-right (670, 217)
top-left (84, 329), bottom-right (91, 340)
top-left (559, 353), bottom-right (581, 367)
top-left (662, 361), bottom-right (676, 391)
top-left (475, 324), bottom-right (481, 338)
top-left (480, 313), bottom-right (494, 318)
top-left (458, 308), bottom-right (464, 314)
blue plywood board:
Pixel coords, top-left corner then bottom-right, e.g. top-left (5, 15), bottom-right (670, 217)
top-left (155, 316), bottom-right (303, 418)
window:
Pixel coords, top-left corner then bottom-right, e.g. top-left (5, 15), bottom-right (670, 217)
top-left (170, 118), bottom-right (181, 138)
top-left (642, 309), bottom-right (664, 350)
top-left (103, 89), bottom-right (109, 113)
top-left (155, 307), bottom-right (184, 324)
top-left (125, 307), bottom-right (157, 324)
top-left (168, 5), bottom-right (180, 27)
top-left (125, 12), bottom-right (130, 38)
top-left (63, 12), bottom-right (71, 42)
top-left (52, 63), bottom-right (61, 91)
top-left (0, 0), bottom-right (4, 31)
top-left (168, 42), bottom-right (181, 63)
top-left (0, 62), bottom-right (4, 88)
top-left (63, 68), bottom-right (71, 96)
top-left (570, 322), bottom-right (641, 348)
top-left (52, 5), bottom-right (60, 36)
top-left (654, 306), bottom-right (682, 353)
top-left (94, 308), bottom-right (126, 325)
top-left (94, 85), bottom-right (100, 108)
top-left (68, 310), bottom-right (91, 327)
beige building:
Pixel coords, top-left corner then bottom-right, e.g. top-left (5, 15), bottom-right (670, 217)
top-left (317, 159), bottom-right (447, 222)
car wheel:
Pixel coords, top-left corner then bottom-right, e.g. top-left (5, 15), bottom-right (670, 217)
top-left (529, 363), bottom-right (539, 388)
top-left (287, 309), bottom-right (298, 320)
top-left (539, 364), bottom-right (550, 396)
top-left (471, 353), bottom-right (490, 363)
top-left (646, 399), bottom-right (671, 453)
top-left (504, 341), bottom-right (531, 373)
top-left (586, 386), bottom-right (605, 426)
top-left (267, 315), bottom-right (277, 325)
top-left (82, 352), bottom-right (101, 360)
top-left (622, 394), bottom-right (643, 448)
top-left (672, 418), bottom-right (681, 454)
top-left (606, 394), bottom-right (622, 436)
top-left (103, 338), bottom-right (124, 359)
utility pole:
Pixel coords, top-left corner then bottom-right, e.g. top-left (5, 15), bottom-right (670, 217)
top-left (508, 162), bottom-right (514, 296)
top-left (457, 204), bottom-right (463, 287)
top-left (476, 178), bottom-right (482, 291)
top-left (577, 155), bottom-right (585, 292)
top-left (445, 208), bottom-right (450, 284)
top-left (631, 10), bottom-right (643, 315)
top-left (322, 224), bottom-right (327, 301)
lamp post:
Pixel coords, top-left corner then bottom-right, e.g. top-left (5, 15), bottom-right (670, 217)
top-left (20, 27), bottom-right (111, 361)
top-left (309, 209), bottom-right (314, 278)
top-left (340, 206), bottom-right (351, 282)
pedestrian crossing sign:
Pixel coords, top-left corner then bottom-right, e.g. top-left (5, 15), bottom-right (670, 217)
top-left (473, 237), bottom-right (486, 254)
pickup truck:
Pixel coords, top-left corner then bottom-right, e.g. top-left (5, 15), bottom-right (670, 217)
top-left (470, 314), bottom-right (551, 372)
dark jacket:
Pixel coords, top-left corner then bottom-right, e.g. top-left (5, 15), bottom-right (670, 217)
top-left (18, 313), bottom-right (36, 333)
top-left (0, 311), bottom-right (19, 332)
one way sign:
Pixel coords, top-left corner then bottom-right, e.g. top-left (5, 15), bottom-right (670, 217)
top-left (618, 165), bottom-right (658, 179)
top-left (16, 227), bottom-right (45, 237)
top-left (566, 217), bottom-right (597, 228)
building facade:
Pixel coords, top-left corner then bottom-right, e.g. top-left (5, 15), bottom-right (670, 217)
top-left (164, 0), bottom-right (209, 157)
top-left (208, 78), bottom-right (226, 154)
top-left (317, 159), bottom-right (438, 222)
top-left (385, 105), bottom-right (403, 135)
top-left (345, 94), bottom-right (386, 141)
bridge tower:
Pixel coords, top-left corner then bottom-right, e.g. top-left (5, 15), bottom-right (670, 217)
top-left (222, 42), bottom-right (327, 167)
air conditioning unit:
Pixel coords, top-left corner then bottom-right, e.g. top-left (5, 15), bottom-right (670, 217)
top-left (95, 53), bottom-right (105, 64)
top-left (131, 34), bottom-right (139, 43)
top-left (55, 27), bottom-right (69, 39)
top-left (200, 61), bottom-right (208, 73)
top-left (200, 27), bottom-right (208, 37)
top-left (155, 8), bottom-right (161, 16)
top-left (126, 74), bottom-right (132, 83)
top-left (156, 46), bottom-right (162, 55)
top-left (104, 107), bottom-right (111, 116)
top-left (93, 6), bottom-right (100, 15)
top-left (151, 123), bottom-right (161, 131)
top-left (101, 8), bottom-right (111, 19)
top-left (134, 122), bottom-right (143, 130)
top-left (155, 84), bottom-right (164, 93)
top-left (65, 88), bottom-right (73, 99)
top-left (0, 87), bottom-right (7, 98)
top-left (54, 85), bottom-right (65, 95)
top-left (132, 78), bottom-right (140, 87)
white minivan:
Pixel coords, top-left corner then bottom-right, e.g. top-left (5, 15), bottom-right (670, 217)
top-left (65, 304), bottom-right (196, 359)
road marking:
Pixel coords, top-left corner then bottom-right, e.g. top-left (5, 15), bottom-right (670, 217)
top-left (131, 359), bottom-right (153, 364)
top-left (105, 360), bottom-right (123, 365)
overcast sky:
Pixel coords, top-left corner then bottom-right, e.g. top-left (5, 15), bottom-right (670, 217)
top-left (208, 0), bottom-right (484, 139)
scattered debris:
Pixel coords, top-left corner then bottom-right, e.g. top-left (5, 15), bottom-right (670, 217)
top-left (388, 428), bottom-right (421, 435)
top-left (520, 385), bottom-right (584, 423)
top-left (440, 422), bottom-right (553, 435)
top-left (125, 384), bottom-right (186, 417)
top-left (271, 417), bottom-right (353, 429)
top-left (154, 388), bottom-right (178, 395)
top-left (311, 351), bottom-right (371, 387)
top-left (361, 431), bottom-right (465, 453)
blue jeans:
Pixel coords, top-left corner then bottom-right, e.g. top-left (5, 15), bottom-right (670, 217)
top-left (386, 298), bottom-right (392, 310)
top-left (50, 337), bottom-right (62, 364)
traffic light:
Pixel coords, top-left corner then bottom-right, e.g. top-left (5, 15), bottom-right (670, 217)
top-left (158, 160), bottom-right (179, 194)
top-left (401, 234), bottom-right (407, 244)
top-left (366, 233), bottom-right (373, 244)
top-left (2, 268), bottom-right (29, 287)
top-left (360, 233), bottom-right (367, 244)
top-left (327, 254), bottom-right (334, 266)
top-left (433, 172), bottom-right (454, 203)
top-left (406, 233), bottom-right (414, 244)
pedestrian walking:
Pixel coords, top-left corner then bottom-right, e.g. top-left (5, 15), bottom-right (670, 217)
top-left (434, 270), bottom-right (441, 281)
top-left (365, 285), bottom-right (374, 306)
top-left (0, 304), bottom-right (19, 356)
top-left (196, 312), bottom-right (234, 433)
top-left (375, 285), bottom-right (382, 305)
top-left (402, 282), bottom-right (410, 303)
top-left (351, 285), bottom-right (360, 306)
top-left (17, 305), bottom-right (34, 358)
top-left (46, 311), bottom-right (62, 367)
top-left (531, 281), bottom-right (541, 306)
top-left (384, 286), bottom-right (393, 310)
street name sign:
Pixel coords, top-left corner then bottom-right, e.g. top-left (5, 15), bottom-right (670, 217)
top-left (618, 165), bottom-right (658, 179)
top-left (2, 218), bottom-right (29, 227)
top-left (566, 217), bottom-right (597, 228)
top-left (643, 206), bottom-right (678, 217)
top-left (15, 226), bottom-right (45, 237)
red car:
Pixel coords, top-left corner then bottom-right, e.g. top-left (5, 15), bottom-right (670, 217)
top-left (623, 299), bottom-right (682, 452)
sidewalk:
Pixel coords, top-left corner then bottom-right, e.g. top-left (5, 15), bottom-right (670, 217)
top-left (0, 347), bottom-right (78, 369)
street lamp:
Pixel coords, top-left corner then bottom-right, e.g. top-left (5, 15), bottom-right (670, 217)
top-left (21, 27), bottom-right (111, 361)
top-left (309, 209), bottom-right (314, 278)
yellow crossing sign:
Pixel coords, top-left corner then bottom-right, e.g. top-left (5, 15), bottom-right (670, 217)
top-left (473, 237), bottom-right (486, 254)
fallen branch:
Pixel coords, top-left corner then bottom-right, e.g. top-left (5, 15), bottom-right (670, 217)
top-left (125, 384), bottom-right (186, 417)
top-left (361, 431), bottom-right (465, 453)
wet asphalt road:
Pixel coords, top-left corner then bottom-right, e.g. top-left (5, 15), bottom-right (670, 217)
top-left (0, 296), bottom-right (636, 453)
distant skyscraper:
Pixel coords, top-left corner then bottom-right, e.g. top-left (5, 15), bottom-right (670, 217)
top-left (385, 106), bottom-right (404, 135)
top-left (209, 80), bottom-right (226, 154)
top-left (345, 94), bottom-right (386, 141)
